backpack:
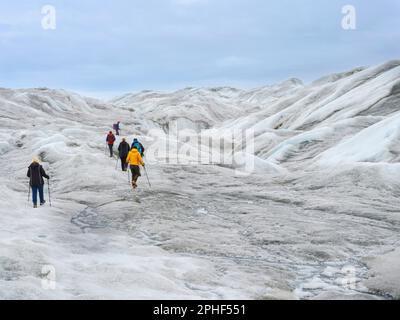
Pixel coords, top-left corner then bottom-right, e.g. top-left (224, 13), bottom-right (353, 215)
top-left (132, 142), bottom-right (143, 156)
top-left (107, 134), bottom-right (116, 144)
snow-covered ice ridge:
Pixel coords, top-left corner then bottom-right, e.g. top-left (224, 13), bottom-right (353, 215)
top-left (1, 60), bottom-right (400, 299)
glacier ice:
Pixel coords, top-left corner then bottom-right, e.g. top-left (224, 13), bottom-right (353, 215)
top-left (1, 61), bottom-right (400, 299)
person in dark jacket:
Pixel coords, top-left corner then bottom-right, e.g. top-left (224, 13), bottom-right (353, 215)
top-left (113, 121), bottom-right (121, 136)
top-left (27, 157), bottom-right (50, 208)
top-left (106, 131), bottom-right (116, 157)
top-left (118, 138), bottom-right (131, 171)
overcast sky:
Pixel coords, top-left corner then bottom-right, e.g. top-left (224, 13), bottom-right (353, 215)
top-left (0, 0), bottom-right (399, 99)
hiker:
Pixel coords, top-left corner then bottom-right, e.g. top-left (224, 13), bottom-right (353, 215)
top-left (113, 121), bottom-right (121, 136)
top-left (27, 157), bottom-right (50, 208)
top-left (131, 138), bottom-right (145, 157)
top-left (126, 146), bottom-right (145, 189)
top-left (118, 138), bottom-right (131, 171)
top-left (106, 131), bottom-right (116, 158)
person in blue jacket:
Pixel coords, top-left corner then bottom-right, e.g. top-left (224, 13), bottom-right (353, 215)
top-left (131, 138), bottom-right (145, 157)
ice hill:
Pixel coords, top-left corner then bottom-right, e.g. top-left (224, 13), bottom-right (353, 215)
top-left (110, 78), bottom-right (304, 133)
top-left (0, 60), bottom-right (400, 300)
top-left (112, 61), bottom-right (400, 172)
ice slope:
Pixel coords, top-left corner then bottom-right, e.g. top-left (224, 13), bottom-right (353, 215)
top-left (234, 61), bottom-right (400, 171)
top-left (110, 79), bottom-right (304, 133)
top-left (111, 88), bottom-right (247, 132)
top-left (1, 60), bottom-right (400, 300)
top-left (113, 60), bottom-right (400, 170)
top-left (317, 111), bottom-right (400, 166)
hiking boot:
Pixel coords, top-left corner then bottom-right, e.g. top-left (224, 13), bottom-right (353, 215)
top-left (40, 201), bottom-right (46, 206)
top-left (33, 204), bottom-right (38, 208)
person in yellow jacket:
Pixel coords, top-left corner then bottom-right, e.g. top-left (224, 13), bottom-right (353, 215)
top-left (126, 147), bottom-right (145, 189)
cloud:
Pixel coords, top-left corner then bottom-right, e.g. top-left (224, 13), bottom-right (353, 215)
top-left (171, 0), bottom-right (208, 6)
top-left (0, 0), bottom-right (399, 97)
top-left (215, 56), bottom-right (259, 69)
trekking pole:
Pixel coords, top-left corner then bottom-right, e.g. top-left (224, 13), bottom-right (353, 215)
top-left (28, 168), bottom-right (32, 205)
top-left (27, 183), bottom-right (31, 203)
top-left (143, 166), bottom-right (152, 188)
top-left (47, 179), bottom-right (52, 207)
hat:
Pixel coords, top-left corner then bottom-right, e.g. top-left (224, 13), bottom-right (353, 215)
top-left (32, 157), bottom-right (40, 163)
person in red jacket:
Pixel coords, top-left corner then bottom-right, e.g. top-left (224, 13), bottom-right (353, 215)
top-left (106, 131), bottom-right (116, 158)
